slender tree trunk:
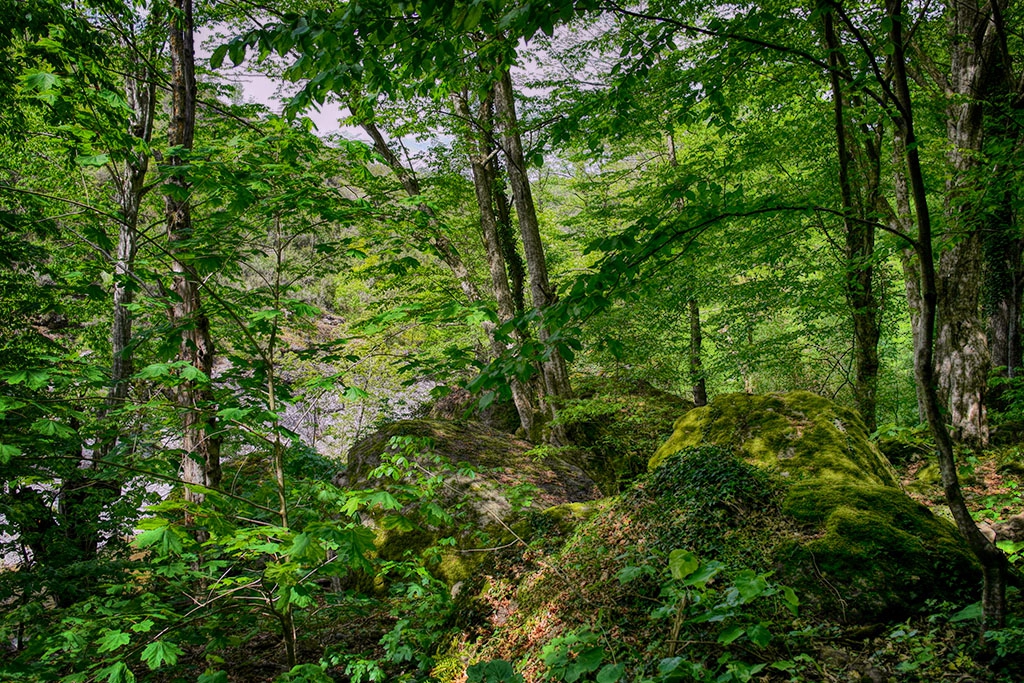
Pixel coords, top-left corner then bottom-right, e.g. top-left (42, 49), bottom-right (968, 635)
top-left (823, 4), bottom-right (881, 431)
top-left (493, 70), bottom-right (573, 430)
top-left (688, 298), bottom-right (707, 406)
top-left (888, 0), bottom-right (1008, 628)
top-left (167, 0), bottom-right (221, 504)
top-left (357, 117), bottom-right (483, 306)
top-left (57, 38), bottom-right (159, 590)
top-left (452, 92), bottom-right (542, 439)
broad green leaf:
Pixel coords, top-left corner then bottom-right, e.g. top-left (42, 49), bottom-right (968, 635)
top-left (747, 623), bottom-right (771, 647)
top-left (596, 662), bottom-right (625, 683)
top-left (76, 154), bottom-right (111, 167)
top-left (97, 629), bottom-right (131, 653)
top-left (96, 661), bottom-right (135, 683)
top-left (141, 640), bottom-right (183, 669)
top-left (950, 601), bottom-right (982, 622)
top-left (575, 646), bottom-right (605, 673)
top-left (733, 570), bottom-right (768, 602)
top-left (668, 549), bottom-right (699, 580)
top-left (0, 443), bottom-right (21, 463)
top-left (717, 625), bottom-right (744, 644)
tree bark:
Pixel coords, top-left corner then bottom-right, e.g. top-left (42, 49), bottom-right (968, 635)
top-left (493, 70), bottom-right (573, 423)
top-left (452, 91), bottom-right (543, 439)
top-left (823, 4), bottom-right (881, 431)
top-left (934, 0), bottom-right (1009, 447)
top-left (887, 0), bottom-right (1007, 629)
top-left (688, 298), bottom-right (707, 406)
top-left (167, 0), bottom-right (221, 503)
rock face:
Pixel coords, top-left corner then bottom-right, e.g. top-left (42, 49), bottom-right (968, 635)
top-left (651, 391), bottom-right (979, 622)
top-left (341, 419), bottom-right (602, 583)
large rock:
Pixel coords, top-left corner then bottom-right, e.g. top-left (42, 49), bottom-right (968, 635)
top-left (438, 393), bottom-right (981, 683)
top-left (340, 419), bottom-right (601, 584)
top-left (650, 391), bottom-right (978, 621)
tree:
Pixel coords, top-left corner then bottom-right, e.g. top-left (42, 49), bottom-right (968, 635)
top-left (165, 0), bottom-right (222, 506)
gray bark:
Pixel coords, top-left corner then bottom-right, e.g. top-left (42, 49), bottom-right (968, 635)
top-left (493, 70), bottom-right (573, 418)
top-left (934, 0), bottom-right (1009, 446)
top-left (452, 92), bottom-right (542, 439)
top-left (167, 0), bottom-right (221, 502)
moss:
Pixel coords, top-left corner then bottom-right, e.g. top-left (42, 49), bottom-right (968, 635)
top-left (538, 499), bottom-right (613, 534)
top-left (651, 391), bottom-right (898, 487)
top-left (779, 480), bottom-right (979, 621)
top-left (646, 392), bottom-right (977, 622)
top-left (554, 377), bottom-right (694, 494)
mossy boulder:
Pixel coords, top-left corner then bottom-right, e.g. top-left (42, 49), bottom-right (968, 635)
top-left (554, 377), bottom-right (694, 494)
top-left (651, 391), bottom-right (979, 621)
top-left (341, 419), bottom-right (602, 584)
top-left (651, 391), bottom-right (898, 486)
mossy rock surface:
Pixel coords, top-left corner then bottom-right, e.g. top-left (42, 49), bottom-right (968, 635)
top-left (651, 392), bottom-right (978, 621)
top-left (651, 391), bottom-right (898, 486)
top-left (555, 376), bottom-right (694, 494)
top-left (343, 419), bottom-right (600, 508)
top-left (342, 419), bottom-right (601, 585)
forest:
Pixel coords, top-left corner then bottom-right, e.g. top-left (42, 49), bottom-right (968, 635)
top-left (2, 0), bottom-right (1024, 680)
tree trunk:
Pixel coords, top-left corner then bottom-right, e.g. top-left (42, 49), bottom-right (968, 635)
top-left (493, 70), bottom-right (573, 427)
top-left (688, 298), bottom-right (707, 406)
top-left (452, 91), bottom-right (543, 439)
top-left (58, 29), bottom-right (159, 590)
top-left (357, 116), bottom-right (483, 306)
top-left (822, 5), bottom-right (881, 431)
top-left (887, 0), bottom-right (1008, 628)
top-left (934, 0), bottom-right (1008, 447)
top-left (167, 0), bottom-right (221, 503)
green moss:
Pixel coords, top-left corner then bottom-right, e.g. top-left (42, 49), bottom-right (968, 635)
top-left (779, 479), bottom-right (978, 620)
top-left (554, 377), bottom-right (694, 494)
top-left (538, 499), bottom-right (613, 534)
top-left (651, 391), bottom-right (898, 487)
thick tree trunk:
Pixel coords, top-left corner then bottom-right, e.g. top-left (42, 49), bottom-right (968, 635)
top-left (934, 0), bottom-right (1008, 446)
top-left (688, 298), bottom-right (707, 406)
top-left (452, 92), bottom-right (543, 439)
top-left (167, 0), bottom-right (221, 502)
top-left (493, 70), bottom-right (573, 424)
top-left (888, 0), bottom-right (1007, 628)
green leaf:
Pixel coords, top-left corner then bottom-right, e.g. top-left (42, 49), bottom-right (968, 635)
top-left (596, 662), bottom-right (625, 683)
top-left (22, 69), bottom-right (58, 92)
top-left (210, 44), bottom-right (229, 69)
top-left (381, 514), bottom-right (416, 531)
top-left (747, 623), bottom-right (771, 647)
top-left (781, 586), bottom-right (799, 615)
top-left (0, 443), bottom-right (21, 463)
top-left (733, 570), bottom-right (768, 602)
top-left (950, 601), bottom-right (982, 622)
top-left (668, 549), bottom-right (699, 580)
top-left (97, 629), bottom-right (132, 653)
top-left (96, 662), bottom-right (135, 683)
top-left (76, 154), bottom-right (111, 167)
top-left (141, 640), bottom-right (183, 670)
top-left (717, 625), bottom-right (744, 644)
top-left (343, 386), bottom-right (370, 400)
top-left (575, 646), bottom-right (605, 673)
